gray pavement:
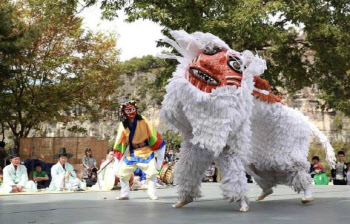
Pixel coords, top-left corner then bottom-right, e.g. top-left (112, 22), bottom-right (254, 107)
top-left (0, 183), bottom-right (349, 224)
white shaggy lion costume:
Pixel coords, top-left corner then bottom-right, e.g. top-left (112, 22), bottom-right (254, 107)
top-left (160, 30), bottom-right (336, 212)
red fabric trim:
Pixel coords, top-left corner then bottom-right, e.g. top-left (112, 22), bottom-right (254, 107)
top-left (252, 91), bottom-right (284, 104)
top-left (150, 132), bottom-right (162, 151)
top-left (114, 150), bottom-right (123, 160)
top-left (254, 76), bottom-right (271, 91)
top-left (253, 76), bottom-right (285, 104)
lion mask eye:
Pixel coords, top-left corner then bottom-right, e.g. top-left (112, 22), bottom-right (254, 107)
top-left (228, 56), bottom-right (243, 73)
top-left (203, 46), bottom-right (221, 55)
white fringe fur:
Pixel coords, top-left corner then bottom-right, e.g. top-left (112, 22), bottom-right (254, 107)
top-left (160, 30), bottom-right (265, 205)
top-left (160, 30), bottom-right (336, 206)
top-left (248, 99), bottom-right (335, 195)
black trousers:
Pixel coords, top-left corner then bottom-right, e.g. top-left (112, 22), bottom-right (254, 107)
top-left (84, 178), bottom-right (97, 187)
top-left (37, 180), bottom-right (50, 189)
top-left (333, 179), bottom-right (347, 185)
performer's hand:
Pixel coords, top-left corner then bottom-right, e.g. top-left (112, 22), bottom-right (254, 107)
top-left (12, 186), bottom-right (19, 193)
top-left (107, 156), bottom-right (115, 162)
top-left (17, 186), bottom-right (23, 192)
top-left (114, 150), bottom-right (123, 160)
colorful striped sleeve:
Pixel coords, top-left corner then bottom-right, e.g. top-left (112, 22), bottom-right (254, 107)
top-left (113, 123), bottom-right (128, 159)
top-left (144, 118), bottom-right (166, 151)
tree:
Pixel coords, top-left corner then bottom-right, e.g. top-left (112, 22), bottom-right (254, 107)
top-left (0, 1), bottom-right (28, 143)
top-left (117, 55), bottom-right (165, 75)
top-left (162, 130), bottom-right (182, 151)
top-left (0, 0), bottom-right (121, 148)
top-left (82, 0), bottom-right (350, 115)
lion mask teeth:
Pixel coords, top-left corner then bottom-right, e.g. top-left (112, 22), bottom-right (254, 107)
top-left (189, 68), bottom-right (219, 86)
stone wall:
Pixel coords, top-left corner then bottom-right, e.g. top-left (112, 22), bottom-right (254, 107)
top-left (20, 137), bottom-right (108, 166)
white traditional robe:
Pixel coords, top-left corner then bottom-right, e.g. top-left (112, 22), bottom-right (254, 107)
top-left (91, 159), bottom-right (116, 190)
top-left (1, 164), bottom-right (37, 193)
top-left (49, 162), bottom-right (81, 191)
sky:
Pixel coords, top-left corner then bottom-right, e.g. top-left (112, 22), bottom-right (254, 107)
top-left (78, 6), bottom-right (303, 62)
top-left (78, 5), bottom-right (167, 61)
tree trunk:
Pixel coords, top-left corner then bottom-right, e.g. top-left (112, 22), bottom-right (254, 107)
top-left (13, 134), bottom-right (20, 150)
top-left (1, 123), bottom-right (5, 141)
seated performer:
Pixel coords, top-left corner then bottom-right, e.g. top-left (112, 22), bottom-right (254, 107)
top-left (33, 163), bottom-right (50, 189)
top-left (114, 100), bottom-right (166, 200)
top-left (91, 149), bottom-right (117, 190)
top-left (1, 148), bottom-right (37, 193)
top-left (49, 148), bottom-right (82, 191)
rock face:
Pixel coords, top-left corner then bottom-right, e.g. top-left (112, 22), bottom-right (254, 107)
top-left (26, 72), bottom-right (163, 142)
top-left (283, 87), bottom-right (350, 142)
top-left (5, 72), bottom-right (349, 144)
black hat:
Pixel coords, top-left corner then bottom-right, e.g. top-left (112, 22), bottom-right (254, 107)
top-left (8, 148), bottom-right (20, 159)
top-left (53, 147), bottom-right (73, 159)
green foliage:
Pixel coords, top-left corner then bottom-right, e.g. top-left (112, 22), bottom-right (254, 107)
top-left (66, 125), bottom-right (88, 135)
top-left (332, 113), bottom-right (344, 132)
top-left (117, 55), bottom-right (166, 74)
top-left (162, 130), bottom-right (182, 151)
top-left (82, 0), bottom-right (350, 116)
top-left (331, 141), bottom-right (350, 158)
top-left (0, 0), bottom-right (121, 147)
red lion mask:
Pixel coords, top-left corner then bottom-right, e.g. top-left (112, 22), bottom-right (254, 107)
top-left (186, 49), bottom-right (243, 93)
top-left (186, 48), bottom-right (283, 104)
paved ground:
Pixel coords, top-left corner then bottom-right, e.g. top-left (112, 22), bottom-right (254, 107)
top-left (0, 183), bottom-right (349, 224)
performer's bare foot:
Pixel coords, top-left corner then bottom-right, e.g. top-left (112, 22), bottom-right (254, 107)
top-left (116, 196), bottom-right (129, 200)
top-left (239, 200), bottom-right (249, 212)
top-left (239, 206), bottom-right (249, 212)
top-left (149, 195), bottom-right (158, 200)
top-left (172, 201), bottom-right (192, 208)
top-left (301, 189), bottom-right (314, 204)
top-left (256, 189), bottom-right (273, 201)
top-left (301, 197), bottom-right (314, 204)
